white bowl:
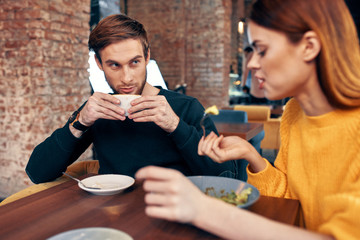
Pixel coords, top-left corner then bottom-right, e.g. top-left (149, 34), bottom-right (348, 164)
top-left (187, 176), bottom-right (260, 208)
top-left (113, 94), bottom-right (141, 116)
top-left (48, 227), bottom-right (133, 240)
top-left (79, 174), bottom-right (135, 196)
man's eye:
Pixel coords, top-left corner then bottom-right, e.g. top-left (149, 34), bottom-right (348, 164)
top-left (110, 63), bottom-right (119, 67)
top-left (132, 60), bottom-right (139, 64)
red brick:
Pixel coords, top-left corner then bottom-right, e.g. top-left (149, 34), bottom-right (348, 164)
top-left (128, 0), bottom-right (233, 108)
top-left (0, 0), bottom-right (91, 197)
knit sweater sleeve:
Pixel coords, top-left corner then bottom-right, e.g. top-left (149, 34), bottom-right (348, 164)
top-left (165, 91), bottom-right (235, 177)
top-left (26, 121), bottom-right (93, 184)
top-left (246, 99), bottom-right (298, 198)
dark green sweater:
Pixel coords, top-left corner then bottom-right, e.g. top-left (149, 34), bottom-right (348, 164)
top-left (26, 89), bottom-right (235, 183)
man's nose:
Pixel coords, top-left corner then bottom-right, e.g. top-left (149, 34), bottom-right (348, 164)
top-left (122, 66), bottom-right (133, 83)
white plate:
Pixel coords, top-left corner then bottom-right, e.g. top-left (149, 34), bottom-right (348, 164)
top-left (47, 227), bottom-right (133, 240)
top-left (79, 174), bottom-right (135, 195)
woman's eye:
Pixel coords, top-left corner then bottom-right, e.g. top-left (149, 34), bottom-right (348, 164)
top-left (255, 46), bottom-right (266, 57)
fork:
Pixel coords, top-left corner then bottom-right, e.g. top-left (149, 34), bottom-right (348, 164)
top-left (62, 172), bottom-right (101, 190)
top-left (200, 112), bottom-right (208, 137)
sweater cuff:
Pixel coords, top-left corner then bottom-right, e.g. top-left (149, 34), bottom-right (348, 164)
top-left (56, 123), bottom-right (84, 152)
top-left (246, 158), bottom-right (274, 191)
top-left (168, 119), bottom-right (191, 148)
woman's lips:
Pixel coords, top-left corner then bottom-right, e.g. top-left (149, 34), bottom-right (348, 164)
top-left (255, 75), bottom-right (265, 89)
top-left (258, 79), bottom-right (265, 89)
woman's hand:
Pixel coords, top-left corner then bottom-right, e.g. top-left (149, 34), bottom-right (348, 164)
top-left (135, 166), bottom-right (208, 223)
top-left (198, 132), bottom-right (266, 172)
top-left (198, 132), bottom-right (252, 162)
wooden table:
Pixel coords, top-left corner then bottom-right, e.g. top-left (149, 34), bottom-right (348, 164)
top-left (215, 122), bottom-right (264, 140)
top-left (0, 179), bottom-right (300, 240)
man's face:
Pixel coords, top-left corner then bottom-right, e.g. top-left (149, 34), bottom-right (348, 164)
top-left (95, 39), bottom-right (149, 95)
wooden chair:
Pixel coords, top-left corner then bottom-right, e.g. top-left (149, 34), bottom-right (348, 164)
top-left (209, 109), bottom-right (248, 123)
top-left (0, 160), bottom-right (99, 206)
top-left (233, 105), bottom-right (281, 151)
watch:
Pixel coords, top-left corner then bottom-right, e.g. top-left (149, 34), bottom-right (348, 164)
top-left (69, 111), bottom-right (89, 132)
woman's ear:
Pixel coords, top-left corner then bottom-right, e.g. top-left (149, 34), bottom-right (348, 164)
top-left (302, 31), bottom-right (321, 62)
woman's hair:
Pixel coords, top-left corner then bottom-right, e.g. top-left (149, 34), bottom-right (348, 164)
top-left (88, 14), bottom-right (149, 64)
top-left (250, 0), bottom-right (360, 108)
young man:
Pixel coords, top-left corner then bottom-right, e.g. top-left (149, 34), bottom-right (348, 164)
top-left (26, 14), bottom-right (234, 184)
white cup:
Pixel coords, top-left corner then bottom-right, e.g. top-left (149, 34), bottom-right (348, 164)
top-left (113, 94), bottom-right (141, 116)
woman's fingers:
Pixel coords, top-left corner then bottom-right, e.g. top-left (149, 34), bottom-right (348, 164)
top-left (201, 132), bottom-right (217, 153)
top-left (136, 166), bottom-right (181, 181)
top-left (145, 205), bottom-right (179, 222)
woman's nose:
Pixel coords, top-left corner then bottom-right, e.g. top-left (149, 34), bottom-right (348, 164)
top-left (247, 53), bottom-right (260, 70)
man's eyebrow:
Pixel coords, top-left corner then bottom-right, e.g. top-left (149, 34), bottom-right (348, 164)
top-left (103, 55), bottom-right (143, 65)
top-left (129, 55), bottom-right (143, 62)
top-left (104, 59), bottom-right (119, 64)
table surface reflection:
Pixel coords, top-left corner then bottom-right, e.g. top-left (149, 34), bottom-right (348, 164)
top-left (0, 177), bottom-right (300, 239)
top-left (215, 122), bottom-right (264, 140)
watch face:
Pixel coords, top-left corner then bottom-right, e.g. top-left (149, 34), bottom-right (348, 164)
top-left (69, 111), bottom-right (79, 123)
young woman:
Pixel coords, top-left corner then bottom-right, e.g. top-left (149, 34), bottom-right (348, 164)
top-left (136, 0), bottom-right (360, 239)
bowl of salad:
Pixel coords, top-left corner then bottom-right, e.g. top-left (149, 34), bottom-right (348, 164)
top-left (187, 176), bottom-right (260, 208)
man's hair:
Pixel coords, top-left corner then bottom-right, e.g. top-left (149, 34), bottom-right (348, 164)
top-left (88, 14), bottom-right (150, 64)
top-left (250, 0), bottom-right (360, 108)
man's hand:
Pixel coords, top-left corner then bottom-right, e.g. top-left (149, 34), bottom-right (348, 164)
top-left (78, 92), bottom-right (126, 127)
top-left (127, 95), bottom-right (180, 133)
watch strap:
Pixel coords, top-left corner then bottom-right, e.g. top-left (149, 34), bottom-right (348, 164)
top-left (70, 111), bottom-right (89, 132)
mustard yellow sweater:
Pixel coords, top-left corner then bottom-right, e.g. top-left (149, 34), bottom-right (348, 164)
top-left (247, 98), bottom-right (360, 239)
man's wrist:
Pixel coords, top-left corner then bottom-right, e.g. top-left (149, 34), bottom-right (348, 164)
top-left (69, 111), bottom-right (90, 132)
top-left (169, 116), bottom-right (180, 133)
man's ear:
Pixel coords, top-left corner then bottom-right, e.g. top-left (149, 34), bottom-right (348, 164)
top-left (145, 48), bottom-right (151, 65)
top-left (94, 54), bottom-right (103, 71)
top-left (302, 31), bottom-right (321, 62)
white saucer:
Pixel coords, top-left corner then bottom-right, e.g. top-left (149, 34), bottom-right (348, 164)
top-left (79, 174), bottom-right (135, 195)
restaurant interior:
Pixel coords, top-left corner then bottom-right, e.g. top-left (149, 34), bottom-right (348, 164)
top-left (0, 0), bottom-right (262, 201)
top-left (1, 0), bottom-right (359, 199)
top-left (0, 0), bottom-right (359, 238)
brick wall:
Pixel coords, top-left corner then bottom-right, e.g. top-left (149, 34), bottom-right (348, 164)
top-left (128, 0), bottom-right (237, 108)
top-left (0, 0), bottom-right (244, 199)
top-left (0, 0), bottom-right (92, 199)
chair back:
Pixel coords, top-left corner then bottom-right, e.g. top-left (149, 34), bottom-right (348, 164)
top-left (233, 105), bottom-right (270, 121)
top-left (209, 109), bottom-right (248, 123)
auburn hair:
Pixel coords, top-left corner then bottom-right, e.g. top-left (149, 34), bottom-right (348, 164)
top-left (88, 14), bottom-right (149, 63)
top-left (250, 0), bottom-right (360, 108)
